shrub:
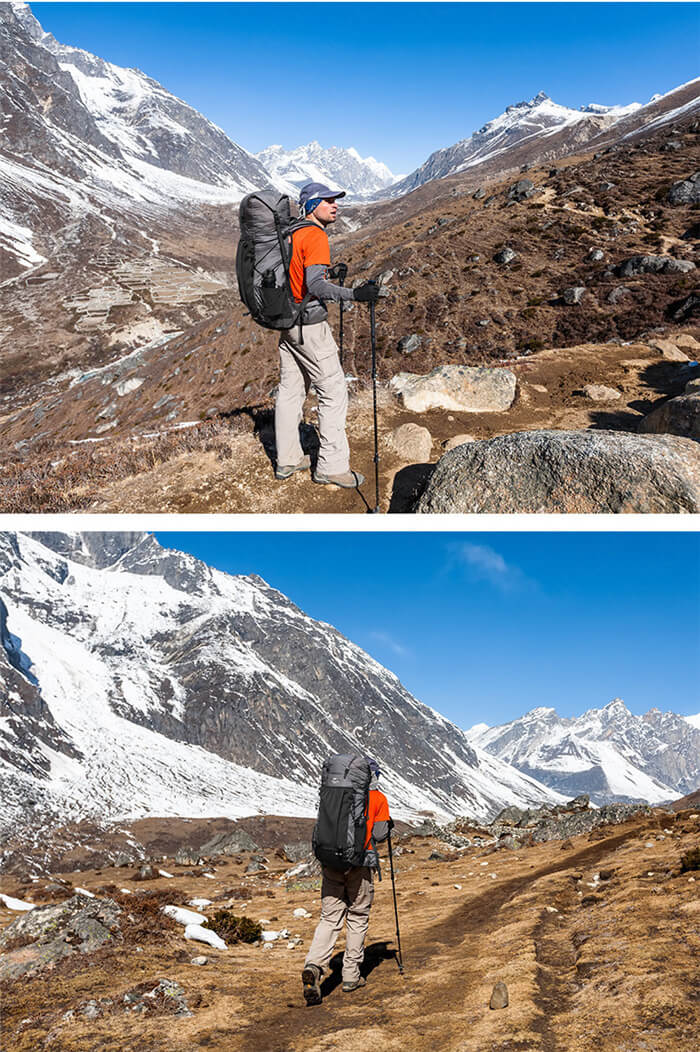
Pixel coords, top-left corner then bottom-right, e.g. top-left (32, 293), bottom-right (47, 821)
top-left (680, 846), bottom-right (700, 873)
top-left (204, 910), bottom-right (262, 943)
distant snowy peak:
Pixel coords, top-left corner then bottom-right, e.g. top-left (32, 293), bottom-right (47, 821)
top-left (256, 140), bottom-right (399, 199)
top-left (473, 699), bottom-right (700, 806)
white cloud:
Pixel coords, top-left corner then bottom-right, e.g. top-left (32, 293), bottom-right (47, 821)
top-left (369, 630), bottom-right (410, 657)
top-left (451, 543), bottom-right (528, 591)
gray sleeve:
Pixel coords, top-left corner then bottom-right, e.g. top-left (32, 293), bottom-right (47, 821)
top-left (305, 263), bottom-right (355, 303)
top-left (372, 820), bottom-right (390, 843)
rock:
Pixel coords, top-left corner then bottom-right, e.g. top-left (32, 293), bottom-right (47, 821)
top-left (281, 842), bottom-right (311, 864)
top-left (390, 365), bottom-right (516, 414)
top-left (416, 430), bottom-right (700, 514)
top-left (133, 864), bottom-right (156, 881)
top-left (587, 248), bottom-right (604, 262)
top-left (199, 830), bottom-right (258, 857)
top-left (649, 338), bottom-right (691, 361)
top-left (495, 805), bottom-right (526, 825)
top-left (616, 255), bottom-right (696, 277)
top-left (245, 860), bottom-right (267, 874)
top-left (639, 393), bottom-right (700, 442)
top-left (0, 895), bottom-right (121, 980)
top-left (490, 981), bottom-right (509, 1009)
top-left (669, 294), bottom-right (700, 323)
top-left (397, 333), bottom-right (422, 355)
top-left (282, 857), bottom-right (321, 882)
top-left (472, 188), bottom-right (486, 200)
top-left (191, 955), bottom-right (209, 965)
top-left (567, 795), bottom-right (590, 812)
top-left (599, 182), bottom-right (615, 192)
top-left (175, 848), bottom-right (202, 866)
top-left (293, 908), bottom-right (311, 919)
top-left (668, 171), bottom-right (700, 205)
top-left (508, 178), bottom-right (534, 201)
top-left (561, 286), bottom-right (586, 305)
top-left (493, 247), bottom-right (517, 265)
top-left (385, 423), bottom-right (433, 462)
top-left (443, 434), bottom-right (476, 452)
top-left (675, 334), bottom-right (700, 350)
top-left (582, 384), bottom-right (622, 402)
top-left (661, 140), bottom-right (682, 153)
top-left (607, 286), bottom-right (631, 304)
top-left (686, 378), bottom-right (700, 394)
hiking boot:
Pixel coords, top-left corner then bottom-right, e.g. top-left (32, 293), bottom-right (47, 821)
top-left (312, 469), bottom-right (365, 489)
top-left (301, 964), bottom-right (322, 1006)
top-left (342, 976), bottom-right (366, 994)
top-left (275, 455), bottom-right (311, 480)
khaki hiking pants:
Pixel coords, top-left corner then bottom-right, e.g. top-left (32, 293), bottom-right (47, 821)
top-left (275, 321), bottom-right (349, 477)
top-left (304, 865), bottom-right (374, 984)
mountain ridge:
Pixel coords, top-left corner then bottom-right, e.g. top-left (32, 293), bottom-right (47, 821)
top-left (467, 697), bottom-right (700, 805)
top-left (0, 531), bottom-right (565, 841)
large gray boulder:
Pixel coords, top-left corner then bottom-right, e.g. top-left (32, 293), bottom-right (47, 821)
top-left (668, 172), bottom-right (700, 205)
top-left (616, 255), bottom-right (696, 277)
top-left (639, 394), bottom-right (700, 443)
top-left (416, 430), bottom-right (700, 513)
top-left (199, 829), bottom-right (258, 857)
top-left (0, 894), bottom-right (121, 980)
top-left (390, 365), bottom-right (516, 414)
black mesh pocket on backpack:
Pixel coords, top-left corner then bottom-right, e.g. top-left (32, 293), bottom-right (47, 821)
top-left (255, 285), bottom-right (294, 327)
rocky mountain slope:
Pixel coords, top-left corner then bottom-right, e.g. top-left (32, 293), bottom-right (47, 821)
top-left (466, 699), bottom-right (700, 805)
top-left (0, 531), bottom-right (564, 840)
top-left (255, 141), bottom-right (399, 199)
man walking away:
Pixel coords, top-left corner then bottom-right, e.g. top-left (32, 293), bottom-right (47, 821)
top-left (275, 181), bottom-right (380, 489)
top-left (302, 758), bottom-right (392, 1005)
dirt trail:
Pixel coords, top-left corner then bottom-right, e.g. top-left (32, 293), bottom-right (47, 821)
top-left (239, 827), bottom-right (642, 1052)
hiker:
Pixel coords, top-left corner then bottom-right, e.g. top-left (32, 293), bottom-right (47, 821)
top-left (275, 181), bottom-right (380, 489)
top-left (302, 757), bottom-right (392, 1005)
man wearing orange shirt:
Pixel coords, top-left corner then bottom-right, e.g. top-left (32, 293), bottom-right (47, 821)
top-left (302, 758), bottom-right (392, 1004)
top-left (275, 181), bottom-right (380, 488)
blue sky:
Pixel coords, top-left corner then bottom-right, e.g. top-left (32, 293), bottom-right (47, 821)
top-left (155, 532), bottom-right (700, 728)
top-left (32, 2), bottom-right (699, 171)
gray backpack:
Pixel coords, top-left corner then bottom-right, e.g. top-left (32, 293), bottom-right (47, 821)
top-left (235, 190), bottom-right (315, 330)
top-left (312, 755), bottom-right (371, 871)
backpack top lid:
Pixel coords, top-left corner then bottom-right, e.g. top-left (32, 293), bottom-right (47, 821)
top-left (321, 754), bottom-right (372, 792)
top-left (239, 191), bottom-right (294, 239)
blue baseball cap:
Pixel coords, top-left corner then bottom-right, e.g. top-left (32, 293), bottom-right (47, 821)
top-left (299, 181), bottom-right (346, 211)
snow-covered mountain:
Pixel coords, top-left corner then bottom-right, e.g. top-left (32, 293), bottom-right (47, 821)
top-left (467, 700), bottom-right (700, 806)
top-left (0, 532), bottom-right (563, 838)
top-left (256, 141), bottom-right (400, 200)
top-left (0, 1), bottom-right (274, 263)
top-left (380, 83), bottom-right (699, 199)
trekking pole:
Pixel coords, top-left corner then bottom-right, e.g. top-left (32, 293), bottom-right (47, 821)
top-left (387, 830), bottom-right (404, 974)
top-left (369, 280), bottom-right (380, 514)
top-left (338, 267), bottom-right (346, 368)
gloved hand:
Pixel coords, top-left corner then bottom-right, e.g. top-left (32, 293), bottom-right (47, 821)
top-left (328, 263), bottom-right (348, 283)
top-left (354, 281), bottom-right (380, 304)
